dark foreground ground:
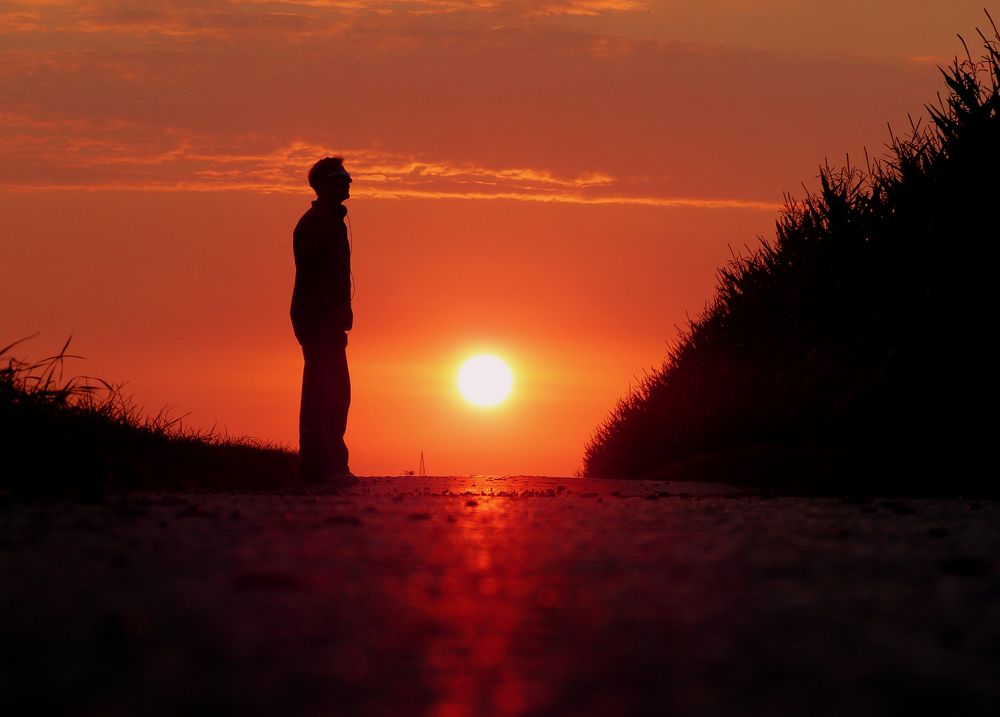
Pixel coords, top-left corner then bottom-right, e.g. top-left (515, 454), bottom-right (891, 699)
top-left (2, 476), bottom-right (998, 716)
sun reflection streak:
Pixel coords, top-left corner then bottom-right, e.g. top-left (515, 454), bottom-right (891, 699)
top-left (408, 484), bottom-right (543, 717)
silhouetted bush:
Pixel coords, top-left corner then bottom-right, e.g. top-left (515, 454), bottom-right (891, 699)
top-left (584, 23), bottom-right (1000, 494)
top-left (0, 337), bottom-right (297, 499)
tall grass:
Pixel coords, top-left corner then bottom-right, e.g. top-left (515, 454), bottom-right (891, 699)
top-left (583, 21), bottom-right (1000, 493)
top-left (0, 336), bottom-right (297, 498)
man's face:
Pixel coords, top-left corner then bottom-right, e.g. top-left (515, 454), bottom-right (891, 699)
top-left (332, 175), bottom-right (351, 202)
top-left (317, 172), bottom-right (351, 203)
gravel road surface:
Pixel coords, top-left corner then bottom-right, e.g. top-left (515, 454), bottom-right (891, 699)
top-left (2, 476), bottom-right (998, 716)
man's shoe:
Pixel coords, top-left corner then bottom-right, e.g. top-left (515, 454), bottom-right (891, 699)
top-left (322, 470), bottom-right (359, 486)
top-left (297, 465), bottom-right (323, 483)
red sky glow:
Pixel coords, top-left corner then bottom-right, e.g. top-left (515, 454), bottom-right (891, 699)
top-left (1, 0), bottom-right (991, 475)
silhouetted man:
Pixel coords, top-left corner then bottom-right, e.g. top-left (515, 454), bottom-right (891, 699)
top-left (291, 156), bottom-right (356, 484)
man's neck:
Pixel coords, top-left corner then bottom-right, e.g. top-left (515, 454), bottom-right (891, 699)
top-left (313, 197), bottom-right (347, 214)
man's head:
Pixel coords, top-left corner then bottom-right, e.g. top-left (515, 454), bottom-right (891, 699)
top-left (308, 156), bottom-right (352, 203)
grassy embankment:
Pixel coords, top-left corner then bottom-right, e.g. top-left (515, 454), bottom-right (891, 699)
top-left (584, 25), bottom-right (999, 495)
top-left (0, 337), bottom-right (297, 499)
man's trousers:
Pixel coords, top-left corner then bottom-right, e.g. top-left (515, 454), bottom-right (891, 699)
top-left (299, 332), bottom-right (350, 477)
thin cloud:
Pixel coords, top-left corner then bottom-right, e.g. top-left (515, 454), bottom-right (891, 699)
top-left (908, 55), bottom-right (951, 66)
top-left (0, 108), bottom-right (775, 209)
top-left (0, 0), bottom-right (647, 39)
top-left (0, 178), bottom-right (778, 210)
top-left (527, 1), bottom-right (646, 17)
top-left (355, 187), bottom-right (778, 209)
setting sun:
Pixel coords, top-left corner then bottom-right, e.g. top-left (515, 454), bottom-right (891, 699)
top-left (457, 354), bottom-right (514, 408)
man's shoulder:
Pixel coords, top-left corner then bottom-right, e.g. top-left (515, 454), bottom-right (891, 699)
top-left (294, 204), bottom-right (319, 229)
top-left (295, 203), bottom-right (345, 235)
top-left (294, 207), bottom-right (322, 245)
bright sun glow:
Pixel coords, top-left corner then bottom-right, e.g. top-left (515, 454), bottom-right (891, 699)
top-left (457, 354), bottom-right (514, 407)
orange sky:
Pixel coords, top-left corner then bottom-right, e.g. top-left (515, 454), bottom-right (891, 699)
top-left (0, 1), bottom-right (991, 476)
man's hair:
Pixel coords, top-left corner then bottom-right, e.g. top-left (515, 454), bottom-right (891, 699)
top-left (308, 156), bottom-right (346, 190)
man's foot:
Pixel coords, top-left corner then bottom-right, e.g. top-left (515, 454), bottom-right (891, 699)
top-left (297, 465), bottom-right (323, 483)
top-left (320, 470), bottom-right (359, 486)
top-left (298, 465), bottom-right (358, 486)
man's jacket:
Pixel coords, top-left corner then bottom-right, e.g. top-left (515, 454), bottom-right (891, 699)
top-left (290, 200), bottom-right (353, 344)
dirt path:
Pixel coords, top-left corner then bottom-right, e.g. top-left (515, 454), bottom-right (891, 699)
top-left (2, 476), bottom-right (998, 716)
